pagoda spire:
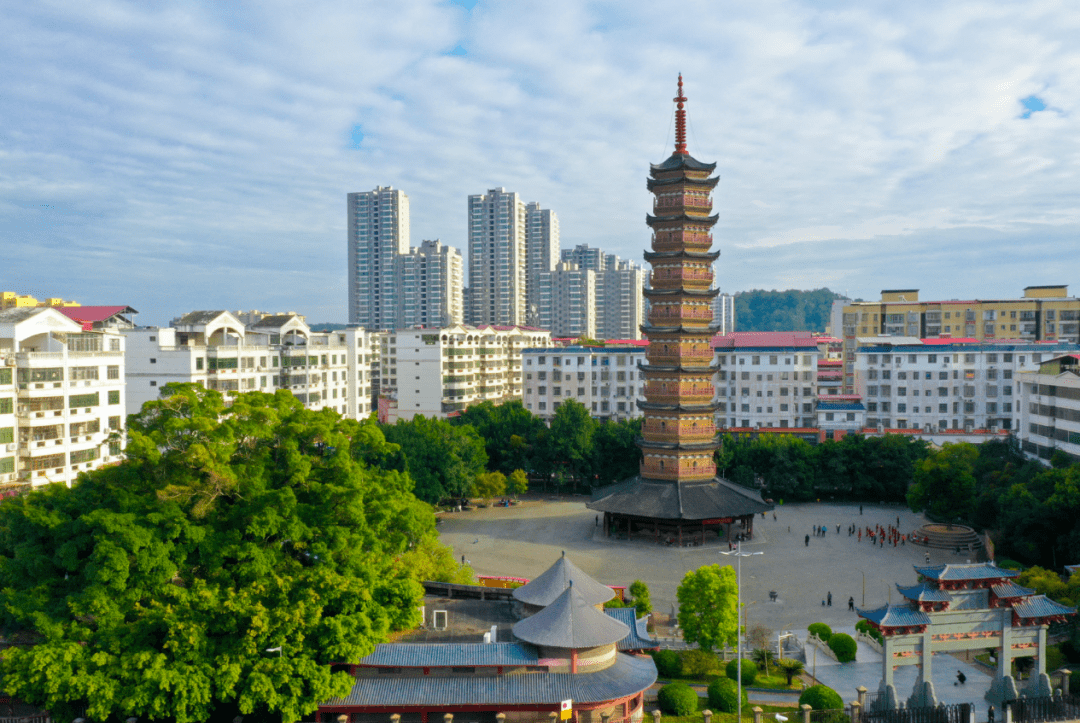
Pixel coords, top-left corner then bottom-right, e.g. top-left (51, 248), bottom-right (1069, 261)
top-left (674, 74), bottom-right (688, 156)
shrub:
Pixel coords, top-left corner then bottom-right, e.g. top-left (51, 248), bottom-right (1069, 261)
top-left (658, 682), bottom-right (698, 716)
top-left (996, 558), bottom-right (1025, 571)
top-left (604, 597), bottom-right (627, 608)
top-left (855, 620), bottom-right (883, 644)
top-left (808, 622), bottom-right (832, 642)
top-left (652, 649), bottom-right (683, 678)
top-left (725, 658), bottom-right (758, 685)
top-left (799, 684), bottom-right (844, 710)
top-left (707, 676), bottom-right (748, 713)
top-left (776, 658), bottom-right (805, 685)
top-left (630, 579), bottom-right (653, 616)
top-left (681, 649), bottom-right (719, 677)
top-left (828, 633), bottom-right (858, 663)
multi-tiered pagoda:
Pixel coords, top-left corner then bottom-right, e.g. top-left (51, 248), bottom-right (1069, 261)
top-left (588, 77), bottom-right (772, 545)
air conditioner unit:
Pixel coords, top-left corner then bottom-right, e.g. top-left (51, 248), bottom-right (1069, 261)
top-left (5, 443), bottom-right (15, 452)
top-left (4, 358), bottom-right (13, 366)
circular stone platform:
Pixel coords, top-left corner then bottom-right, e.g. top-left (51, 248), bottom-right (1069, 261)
top-left (910, 522), bottom-right (983, 551)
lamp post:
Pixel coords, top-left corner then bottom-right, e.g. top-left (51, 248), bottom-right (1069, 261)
top-left (721, 541), bottom-right (763, 722)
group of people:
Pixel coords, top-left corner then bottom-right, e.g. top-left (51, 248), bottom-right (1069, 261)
top-left (856, 520), bottom-right (907, 548)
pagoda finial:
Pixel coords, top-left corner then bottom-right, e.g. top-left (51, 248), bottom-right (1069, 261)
top-left (674, 74), bottom-right (688, 156)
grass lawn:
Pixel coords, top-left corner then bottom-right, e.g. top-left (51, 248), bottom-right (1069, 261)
top-left (658, 697), bottom-right (805, 723)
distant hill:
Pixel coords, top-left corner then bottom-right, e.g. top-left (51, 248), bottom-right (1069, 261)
top-left (733, 288), bottom-right (847, 333)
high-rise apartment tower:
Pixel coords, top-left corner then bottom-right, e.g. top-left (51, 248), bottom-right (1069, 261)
top-left (347, 187), bottom-right (409, 330)
top-left (526, 202), bottom-right (560, 326)
top-left (396, 240), bottom-right (464, 328)
top-left (467, 188), bottom-right (527, 326)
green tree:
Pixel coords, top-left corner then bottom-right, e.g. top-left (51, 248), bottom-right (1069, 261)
top-left (470, 470), bottom-right (507, 502)
top-left (592, 418), bottom-right (642, 488)
top-left (726, 658), bottom-right (758, 685)
top-left (799, 684), bottom-right (843, 710)
top-left (907, 443), bottom-right (978, 522)
top-left (452, 400), bottom-right (544, 476)
top-left (0, 385), bottom-right (446, 723)
top-left (657, 683), bottom-right (698, 716)
top-left (828, 633), bottom-right (857, 663)
top-left (707, 677), bottom-right (747, 713)
top-left (676, 564), bottom-right (738, 653)
top-left (776, 658), bottom-right (805, 685)
top-left (383, 415), bottom-right (488, 504)
top-left (543, 399), bottom-right (598, 488)
top-left (507, 469), bottom-right (529, 497)
top-left (629, 579), bottom-right (652, 616)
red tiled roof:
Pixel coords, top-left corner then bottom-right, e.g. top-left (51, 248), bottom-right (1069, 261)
top-left (711, 331), bottom-right (818, 349)
top-left (57, 305), bottom-right (137, 323)
top-left (818, 360), bottom-right (843, 366)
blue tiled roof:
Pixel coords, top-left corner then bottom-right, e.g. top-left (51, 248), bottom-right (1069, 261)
top-left (817, 401), bottom-right (866, 411)
top-left (1012, 595), bottom-right (1077, 619)
top-left (513, 584), bottom-right (629, 649)
top-left (513, 554), bottom-right (615, 607)
top-left (914, 563), bottom-right (1020, 581)
top-left (358, 643), bottom-right (538, 668)
top-left (949, 593), bottom-right (988, 611)
top-left (325, 652), bottom-right (658, 708)
top-left (605, 607), bottom-right (658, 650)
top-left (857, 604), bottom-right (931, 627)
top-left (896, 583), bottom-right (951, 602)
top-left (991, 582), bottom-right (1035, 599)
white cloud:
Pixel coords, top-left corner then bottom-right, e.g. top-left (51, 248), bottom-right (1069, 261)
top-left (1, 0), bottom-right (1078, 323)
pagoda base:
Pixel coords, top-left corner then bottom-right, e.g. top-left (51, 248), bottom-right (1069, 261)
top-left (587, 476), bottom-right (773, 547)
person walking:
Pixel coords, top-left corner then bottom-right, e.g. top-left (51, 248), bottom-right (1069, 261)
top-left (925, 551), bottom-right (931, 564)
top-left (805, 534), bottom-right (810, 547)
top-left (848, 596), bottom-right (855, 611)
top-left (827, 592), bottom-right (832, 606)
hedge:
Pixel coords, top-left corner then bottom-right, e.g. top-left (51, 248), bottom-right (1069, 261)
top-left (799, 684), bottom-right (844, 710)
top-left (828, 633), bottom-right (858, 663)
top-left (707, 677), bottom-right (748, 713)
top-left (855, 620), bottom-right (883, 644)
top-left (808, 622), bottom-right (832, 642)
top-left (658, 682), bottom-right (698, 716)
top-left (725, 658), bottom-right (758, 685)
top-left (652, 649), bottom-right (683, 678)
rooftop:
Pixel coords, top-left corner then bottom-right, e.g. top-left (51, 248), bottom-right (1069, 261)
top-left (357, 643), bottom-right (537, 668)
top-left (857, 603), bottom-right (932, 627)
top-left (513, 553), bottom-right (616, 608)
top-left (914, 562), bottom-right (1020, 581)
top-left (711, 331), bottom-right (819, 349)
top-left (511, 584), bottom-right (630, 649)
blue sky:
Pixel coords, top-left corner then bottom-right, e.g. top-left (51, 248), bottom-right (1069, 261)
top-left (2, 1), bottom-right (1077, 324)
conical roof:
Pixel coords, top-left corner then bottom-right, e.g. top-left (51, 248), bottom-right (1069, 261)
top-left (512, 553), bottom-right (615, 607)
top-left (512, 583), bottom-right (630, 649)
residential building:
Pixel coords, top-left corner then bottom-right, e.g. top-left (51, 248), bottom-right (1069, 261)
top-left (1, 291), bottom-right (80, 309)
top-left (839, 286), bottom-right (1080, 393)
top-left (467, 188), bottom-right (527, 326)
top-left (522, 343), bottom-right (647, 421)
top-left (535, 261), bottom-right (596, 339)
top-left (853, 339), bottom-right (1079, 433)
top-left (525, 201), bottom-right (559, 325)
top-left (0, 307), bottom-right (127, 488)
top-left (1016, 354), bottom-right (1080, 464)
top-left (816, 398), bottom-right (866, 436)
top-left (560, 245), bottom-right (646, 340)
top-left (124, 311), bottom-right (376, 420)
top-left (347, 186), bottom-right (410, 330)
top-left (712, 332), bottom-right (822, 430)
top-left (396, 239), bottom-right (464, 328)
top-left (384, 324), bottom-right (552, 420)
top-left (711, 289), bottom-right (735, 335)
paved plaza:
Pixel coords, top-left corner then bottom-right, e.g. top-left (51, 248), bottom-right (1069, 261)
top-left (438, 497), bottom-right (1001, 716)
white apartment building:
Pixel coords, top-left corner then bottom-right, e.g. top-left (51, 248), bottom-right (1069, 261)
top-left (385, 325), bottom-right (552, 420)
top-left (467, 188), bottom-right (527, 326)
top-left (348, 186), bottom-right (410, 330)
top-left (0, 307), bottom-right (127, 488)
top-left (712, 332), bottom-right (822, 430)
top-left (853, 340), bottom-right (1080, 433)
top-left (124, 311), bottom-right (376, 419)
top-left (711, 291), bottom-right (735, 336)
top-left (536, 261), bottom-right (596, 339)
top-left (397, 239), bottom-right (464, 328)
top-left (560, 245), bottom-right (645, 340)
top-left (1017, 354), bottom-right (1080, 465)
top-left (522, 345), bottom-right (646, 422)
top-left (525, 202), bottom-right (559, 325)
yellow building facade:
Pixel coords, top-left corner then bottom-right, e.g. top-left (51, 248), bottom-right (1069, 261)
top-left (840, 286), bottom-right (1080, 393)
top-left (1, 292), bottom-right (80, 309)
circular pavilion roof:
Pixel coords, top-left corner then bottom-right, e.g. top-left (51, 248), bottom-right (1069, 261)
top-left (512, 583), bottom-right (630, 649)
top-left (512, 553), bottom-right (616, 607)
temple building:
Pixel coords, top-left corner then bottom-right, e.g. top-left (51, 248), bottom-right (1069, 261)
top-left (318, 554), bottom-right (657, 723)
top-left (588, 76), bottom-right (772, 545)
top-left (857, 562), bottom-right (1075, 710)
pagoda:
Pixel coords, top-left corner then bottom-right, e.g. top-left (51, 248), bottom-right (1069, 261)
top-left (588, 77), bottom-right (772, 545)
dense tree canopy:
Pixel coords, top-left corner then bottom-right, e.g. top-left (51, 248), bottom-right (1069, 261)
top-left (907, 443), bottom-right (978, 521)
top-left (382, 415), bottom-right (487, 504)
top-left (0, 385), bottom-right (459, 723)
top-left (733, 289), bottom-right (846, 333)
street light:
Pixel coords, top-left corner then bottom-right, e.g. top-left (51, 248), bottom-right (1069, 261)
top-left (721, 541), bottom-right (763, 723)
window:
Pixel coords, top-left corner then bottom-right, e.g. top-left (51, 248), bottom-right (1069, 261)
top-left (928, 354), bottom-right (937, 363)
top-left (69, 392), bottom-right (100, 408)
top-left (107, 365), bottom-right (120, 380)
top-left (70, 366), bottom-right (99, 381)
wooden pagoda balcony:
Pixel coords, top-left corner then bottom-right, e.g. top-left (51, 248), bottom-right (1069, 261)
top-left (640, 458), bottom-right (717, 481)
top-left (649, 307), bottom-right (713, 324)
top-left (650, 269), bottom-right (713, 286)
